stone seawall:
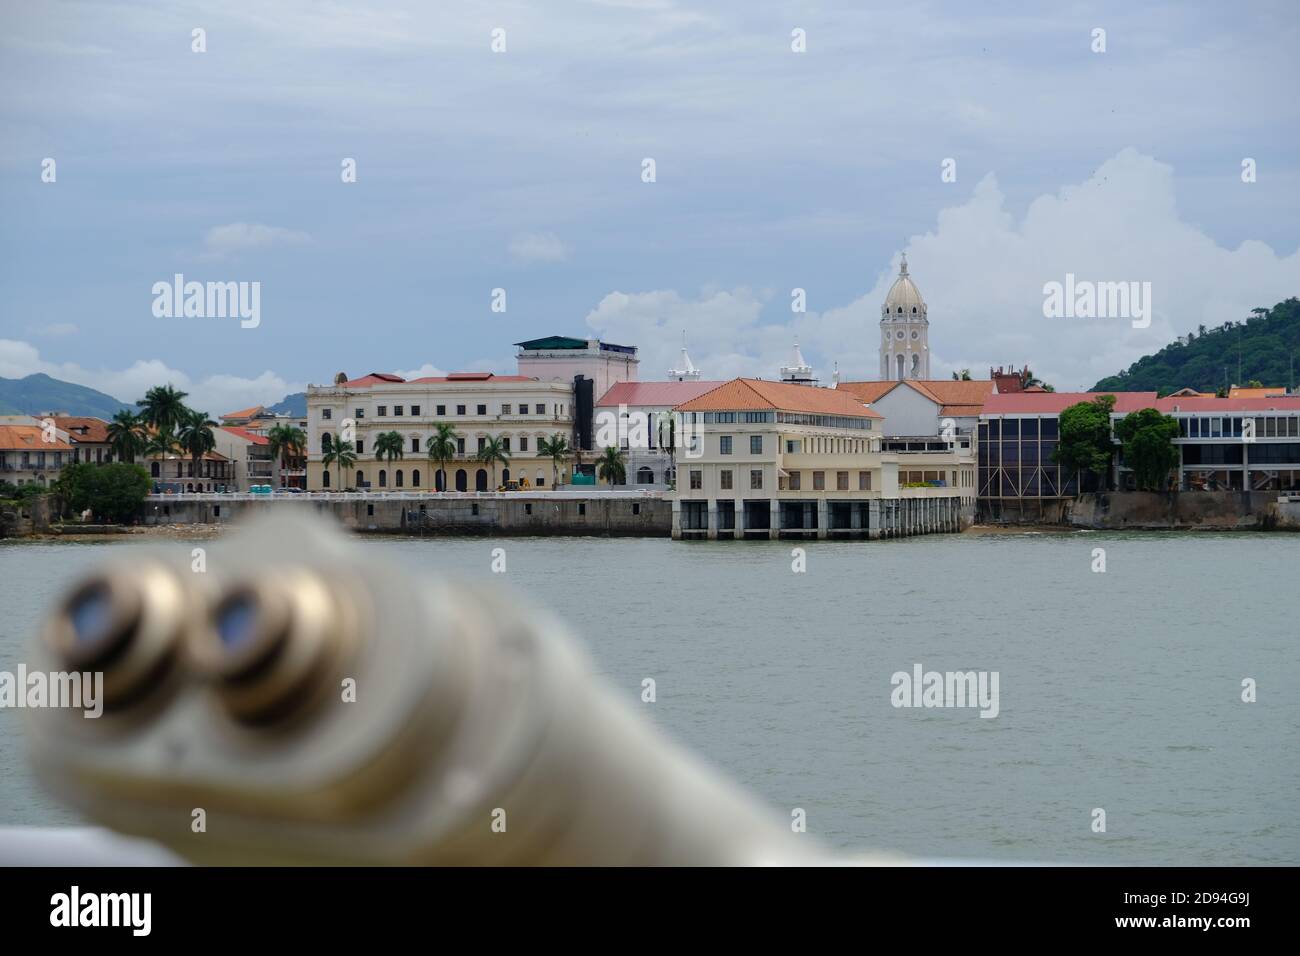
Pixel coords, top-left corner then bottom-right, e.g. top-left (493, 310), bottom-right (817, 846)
top-left (138, 495), bottom-right (672, 536)
top-left (1067, 492), bottom-right (1300, 531)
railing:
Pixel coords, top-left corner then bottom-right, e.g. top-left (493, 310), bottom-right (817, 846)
top-left (151, 488), bottom-right (665, 502)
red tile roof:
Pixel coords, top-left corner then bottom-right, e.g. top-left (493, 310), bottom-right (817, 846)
top-left (837, 379), bottom-right (995, 412)
top-left (675, 379), bottom-right (882, 418)
top-left (218, 426), bottom-right (270, 445)
top-left (51, 416), bottom-right (111, 443)
top-left (408, 373), bottom-right (534, 384)
top-left (1155, 395), bottom-right (1300, 413)
top-left (342, 373), bottom-right (407, 387)
top-left (835, 381), bottom-right (897, 403)
top-left (596, 381), bottom-right (726, 407)
top-left (0, 425), bottom-right (73, 451)
top-left (982, 392), bottom-right (1159, 415)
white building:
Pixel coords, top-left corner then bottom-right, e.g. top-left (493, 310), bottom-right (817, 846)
top-left (595, 379), bottom-right (724, 488)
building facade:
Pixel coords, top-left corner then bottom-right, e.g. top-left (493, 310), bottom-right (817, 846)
top-left (595, 380), bottom-right (724, 488)
top-left (670, 378), bottom-right (967, 539)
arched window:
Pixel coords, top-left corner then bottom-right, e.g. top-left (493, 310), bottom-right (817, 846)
top-left (321, 432), bottom-right (333, 453)
top-left (502, 468), bottom-right (510, 484)
top-left (378, 469), bottom-right (387, 488)
top-left (434, 470), bottom-right (445, 491)
top-left (897, 306), bottom-right (903, 314)
top-left (150, 461), bottom-right (160, 478)
top-left (475, 469), bottom-right (488, 492)
top-left (395, 469), bottom-right (404, 488)
top-left (412, 469), bottom-right (420, 487)
top-left (911, 353), bottom-right (921, 376)
top-left (322, 470), bottom-right (330, 488)
top-left (455, 469), bottom-right (467, 492)
top-left (356, 469), bottom-right (364, 487)
top-left (637, 466), bottom-right (654, 484)
top-left (912, 306), bottom-right (917, 313)
top-left (895, 354), bottom-right (905, 381)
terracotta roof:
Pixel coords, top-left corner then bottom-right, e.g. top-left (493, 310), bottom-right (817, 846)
top-left (343, 373), bottom-right (407, 387)
top-left (407, 373), bottom-right (535, 384)
top-left (221, 405), bottom-right (265, 421)
top-left (1155, 396), bottom-right (1300, 413)
top-left (1226, 386), bottom-right (1289, 399)
top-left (675, 379), bottom-right (882, 418)
top-left (0, 425), bottom-right (73, 451)
top-left (596, 381), bottom-right (726, 407)
top-left (982, 392), bottom-right (1159, 415)
top-left (218, 426), bottom-right (270, 445)
top-left (836, 381), bottom-right (897, 403)
top-left (51, 416), bottom-right (111, 443)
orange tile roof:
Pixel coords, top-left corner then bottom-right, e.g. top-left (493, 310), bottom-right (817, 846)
top-left (1227, 386), bottom-right (1288, 399)
top-left (836, 381), bottom-right (897, 403)
top-left (221, 405), bottom-right (266, 421)
top-left (0, 425), bottom-right (74, 451)
top-left (51, 416), bottom-right (111, 443)
top-left (219, 426), bottom-right (270, 445)
top-left (675, 379), bottom-right (882, 418)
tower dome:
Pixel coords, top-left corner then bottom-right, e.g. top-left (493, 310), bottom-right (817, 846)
top-left (879, 253), bottom-right (930, 381)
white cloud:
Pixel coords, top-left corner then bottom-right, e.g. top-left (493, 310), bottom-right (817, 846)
top-left (0, 339), bottom-right (304, 418)
top-left (508, 232), bottom-right (570, 263)
top-left (587, 149), bottom-right (1300, 391)
top-left (393, 363), bottom-right (448, 380)
top-left (201, 223), bottom-right (310, 260)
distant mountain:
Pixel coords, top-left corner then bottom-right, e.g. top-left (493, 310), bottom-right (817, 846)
top-left (0, 373), bottom-right (134, 419)
top-left (1093, 297), bottom-right (1300, 395)
top-left (268, 392), bottom-right (307, 417)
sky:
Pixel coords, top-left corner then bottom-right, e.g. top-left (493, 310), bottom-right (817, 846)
top-left (1, 0), bottom-right (1298, 414)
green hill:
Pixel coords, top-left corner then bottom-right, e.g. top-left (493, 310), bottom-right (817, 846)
top-left (1093, 297), bottom-right (1300, 395)
top-left (0, 373), bottom-right (135, 418)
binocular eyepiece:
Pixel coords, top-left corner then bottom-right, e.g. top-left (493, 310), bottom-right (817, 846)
top-left (45, 566), bottom-right (354, 723)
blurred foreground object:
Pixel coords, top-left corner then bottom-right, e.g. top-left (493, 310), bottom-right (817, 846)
top-left (25, 513), bottom-right (836, 866)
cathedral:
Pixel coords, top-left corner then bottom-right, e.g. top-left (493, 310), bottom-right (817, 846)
top-left (879, 254), bottom-right (930, 380)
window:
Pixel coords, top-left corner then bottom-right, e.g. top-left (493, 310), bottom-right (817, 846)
top-left (411, 438), bottom-right (420, 453)
top-left (536, 404), bottom-right (545, 414)
top-left (355, 440), bottom-right (364, 454)
top-left (367, 503), bottom-right (374, 516)
top-left (477, 437), bottom-right (486, 452)
top-left (411, 405), bottom-right (420, 416)
top-left (394, 406), bottom-right (403, 416)
top-left (477, 404), bottom-right (487, 415)
top-left (637, 466), bottom-right (655, 484)
top-left (525, 503), bottom-right (532, 515)
top-left (356, 408), bottom-right (366, 419)
top-left (395, 470), bottom-right (404, 488)
top-left (322, 408), bottom-right (332, 420)
top-left (377, 406), bottom-right (387, 417)
top-left (413, 469), bottom-right (420, 487)
top-left (720, 469), bottom-right (733, 490)
top-left (519, 436), bottom-right (529, 452)
top-left (457, 405), bottom-right (466, 415)
top-left (322, 471), bottom-right (330, 487)
top-left (378, 469), bottom-right (387, 488)
top-left (689, 470), bottom-right (702, 490)
top-left (859, 471), bottom-right (871, 491)
top-left (837, 471), bottom-right (849, 491)
top-left (788, 471), bottom-right (800, 490)
top-left (750, 435), bottom-right (762, 454)
top-left (501, 404), bottom-right (512, 415)
top-left (457, 438), bottom-right (465, 454)
top-left (785, 439), bottom-right (800, 453)
top-left (720, 436), bottom-right (733, 455)
top-left (632, 503), bottom-right (640, 515)
top-left (750, 469), bottom-right (763, 490)
top-left (578, 503), bottom-right (586, 516)
top-left (813, 471), bottom-right (825, 490)
top-left (436, 405), bottom-right (446, 416)
top-left (501, 437), bottom-right (511, 453)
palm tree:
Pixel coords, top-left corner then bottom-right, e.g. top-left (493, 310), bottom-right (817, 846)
top-left (596, 446), bottom-right (626, 486)
top-left (425, 423), bottom-right (459, 493)
top-left (477, 434), bottom-right (511, 490)
top-left (177, 409), bottom-right (218, 482)
top-left (322, 439), bottom-right (357, 490)
top-left (266, 424), bottom-right (307, 487)
top-left (537, 433), bottom-right (570, 489)
top-left (106, 409), bottom-right (146, 463)
top-left (138, 384), bottom-right (190, 438)
top-left (374, 430), bottom-right (405, 475)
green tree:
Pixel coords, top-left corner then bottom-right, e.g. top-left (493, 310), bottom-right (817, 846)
top-left (1053, 395), bottom-right (1117, 491)
top-left (138, 384), bottom-right (190, 438)
top-left (596, 446), bottom-right (627, 486)
top-left (424, 423), bottom-right (459, 492)
top-left (537, 433), bottom-right (570, 489)
top-left (951, 369), bottom-right (972, 381)
top-left (374, 430), bottom-right (405, 477)
top-left (1114, 408), bottom-right (1181, 491)
top-left (176, 408), bottom-right (218, 483)
top-left (106, 410), bottom-right (147, 463)
top-left (322, 439), bottom-right (357, 490)
top-left (266, 423), bottom-right (307, 484)
top-left (477, 435), bottom-right (511, 490)
top-left (56, 462), bottom-right (150, 523)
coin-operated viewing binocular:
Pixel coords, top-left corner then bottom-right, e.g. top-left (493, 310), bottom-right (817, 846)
top-left (27, 513), bottom-right (838, 865)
